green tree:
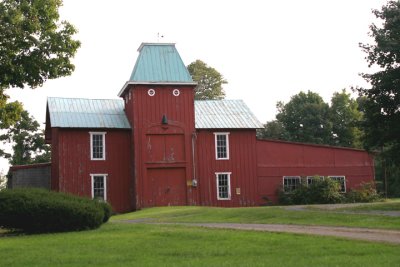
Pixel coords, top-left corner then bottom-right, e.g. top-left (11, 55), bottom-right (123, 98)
top-left (257, 120), bottom-right (288, 140)
top-left (329, 89), bottom-right (363, 148)
top-left (357, 1), bottom-right (400, 163)
top-left (0, 110), bottom-right (50, 165)
top-left (0, 0), bottom-right (80, 147)
top-left (275, 91), bottom-right (332, 144)
top-left (187, 60), bottom-right (227, 100)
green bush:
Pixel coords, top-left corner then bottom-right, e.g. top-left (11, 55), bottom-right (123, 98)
top-left (278, 176), bottom-right (344, 205)
top-left (0, 188), bottom-right (111, 233)
top-left (345, 182), bottom-right (381, 203)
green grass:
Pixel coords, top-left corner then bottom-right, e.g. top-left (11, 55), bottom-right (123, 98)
top-left (337, 199), bottom-right (400, 212)
top-left (0, 223), bottom-right (399, 267)
top-left (112, 205), bottom-right (400, 230)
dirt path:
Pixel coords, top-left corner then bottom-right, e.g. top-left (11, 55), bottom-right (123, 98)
top-left (120, 220), bottom-right (400, 245)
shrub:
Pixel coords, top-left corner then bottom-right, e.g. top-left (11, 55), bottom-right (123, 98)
top-left (278, 176), bottom-right (344, 205)
top-left (0, 188), bottom-right (110, 233)
top-left (345, 182), bottom-right (381, 203)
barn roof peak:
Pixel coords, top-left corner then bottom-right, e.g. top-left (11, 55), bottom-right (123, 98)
top-left (118, 42), bottom-right (196, 96)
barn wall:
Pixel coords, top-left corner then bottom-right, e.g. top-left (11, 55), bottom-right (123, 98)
top-left (9, 163), bottom-right (51, 189)
top-left (256, 139), bottom-right (375, 203)
top-left (196, 129), bottom-right (258, 207)
top-left (52, 128), bottom-right (134, 213)
top-left (124, 84), bottom-right (198, 208)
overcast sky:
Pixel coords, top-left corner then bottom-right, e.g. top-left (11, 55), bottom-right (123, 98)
top-left (1, 0), bottom-right (388, 172)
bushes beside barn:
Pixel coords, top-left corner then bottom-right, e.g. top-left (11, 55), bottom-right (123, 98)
top-left (278, 177), bottom-right (380, 205)
top-left (0, 188), bottom-right (112, 233)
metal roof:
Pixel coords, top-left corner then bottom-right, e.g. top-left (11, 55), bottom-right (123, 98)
top-left (47, 97), bottom-right (131, 129)
top-left (195, 100), bottom-right (263, 129)
top-left (129, 43), bottom-right (194, 83)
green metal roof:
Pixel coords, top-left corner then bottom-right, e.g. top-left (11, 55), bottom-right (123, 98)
top-left (195, 100), bottom-right (263, 129)
top-left (129, 43), bottom-right (194, 83)
top-left (47, 97), bottom-right (131, 129)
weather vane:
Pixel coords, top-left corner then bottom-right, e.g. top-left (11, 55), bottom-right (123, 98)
top-left (157, 32), bottom-right (164, 42)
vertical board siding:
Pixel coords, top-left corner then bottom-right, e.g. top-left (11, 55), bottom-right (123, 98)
top-left (54, 129), bottom-right (133, 213)
top-left (256, 139), bottom-right (375, 204)
top-left (196, 130), bottom-right (258, 207)
top-left (126, 84), bottom-right (197, 208)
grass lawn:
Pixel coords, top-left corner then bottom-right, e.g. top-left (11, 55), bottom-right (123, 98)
top-left (0, 223), bottom-right (399, 267)
top-left (112, 203), bottom-right (400, 230)
top-left (337, 199), bottom-right (400, 212)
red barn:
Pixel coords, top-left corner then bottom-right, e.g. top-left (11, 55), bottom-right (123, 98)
top-left (43, 43), bottom-right (374, 212)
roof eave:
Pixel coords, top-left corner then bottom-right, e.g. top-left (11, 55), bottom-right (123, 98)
top-left (118, 81), bottom-right (197, 97)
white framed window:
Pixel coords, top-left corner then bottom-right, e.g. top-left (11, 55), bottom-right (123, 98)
top-left (90, 132), bottom-right (106, 160)
top-left (173, 88), bottom-right (180, 96)
top-left (214, 132), bottom-right (230, 160)
top-left (216, 172), bottom-right (231, 200)
top-left (283, 176), bottom-right (301, 192)
top-left (306, 176), bottom-right (324, 186)
top-left (91, 174), bottom-right (107, 200)
top-left (329, 176), bottom-right (346, 193)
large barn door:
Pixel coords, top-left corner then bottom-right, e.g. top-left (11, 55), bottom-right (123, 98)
top-left (148, 168), bottom-right (187, 206)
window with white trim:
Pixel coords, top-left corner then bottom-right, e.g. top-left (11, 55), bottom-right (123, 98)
top-left (91, 174), bottom-right (107, 200)
top-left (283, 176), bottom-right (301, 192)
top-left (307, 176), bottom-right (324, 186)
top-left (216, 172), bottom-right (231, 200)
top-left (214, 132), bottom-right (229, 160)
top-left (90, 132), bottom-right (106, 160)
top-left (329, 176), bottom-right (346, 193)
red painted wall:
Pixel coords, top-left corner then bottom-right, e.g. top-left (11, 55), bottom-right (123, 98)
top-left (51, 128), bottom-right (134, 213)
top-left (122, 84), bottom-right (197, 208)
top-left (196, 129), bottom-right (258, 207)
top-left (256, 139), bottom-right (375, 203)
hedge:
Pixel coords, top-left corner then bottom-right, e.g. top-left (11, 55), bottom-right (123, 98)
top-left (0, 188), bottom-right (112, 233)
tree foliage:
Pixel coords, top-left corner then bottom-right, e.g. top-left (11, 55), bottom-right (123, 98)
top-left (187, 60), bottom-right (227, 100)
top-left (0, 110), bottom-right (50, 165)
top-left (275, 91), bottom-right (332, 145)
top-left (259, 90), bottom-right (363, 148)
top-left (0, 0), bottom-right (80, 89)
top-left (357, 1), bottom-right (400, 164)
top-left (0, 0), bottom-right (80, 146)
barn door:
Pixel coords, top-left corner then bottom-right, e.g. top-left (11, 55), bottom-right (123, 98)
top-left (148, 168), bottom-right (187, 206)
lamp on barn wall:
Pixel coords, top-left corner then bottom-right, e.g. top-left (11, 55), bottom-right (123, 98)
top-left (161, 114), bottom-right (168, 125)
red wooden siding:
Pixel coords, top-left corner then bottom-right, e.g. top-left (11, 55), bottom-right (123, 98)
top-left (256, 139), bottom-right (375, 203)
top-left (123, 84), bottom-right (197, 208)
top-left (196, 129), bottom-right (258, 207)
top-left (51, 128), bottom-right (134, 212)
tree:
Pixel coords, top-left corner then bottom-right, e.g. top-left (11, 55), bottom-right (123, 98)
top-left (257, 120), bottom-right (288, 140)
top-left (0, 110), bottom-right (50, 165)
top-left (275, 91), bottom-right (332, 144)
top-left (329, 89), bottom-right (363, 148)
top-left (0, 0), bottom-right (80, 146)
top-left (187, 60), bottom-right (227, 100)
top-left (357, 1), bottom-right (400, 163)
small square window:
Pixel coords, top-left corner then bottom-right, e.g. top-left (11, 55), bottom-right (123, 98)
top-left (329, 176), bottom-right (346, 193)
top-left (283, 176), bottom-right (301, 192)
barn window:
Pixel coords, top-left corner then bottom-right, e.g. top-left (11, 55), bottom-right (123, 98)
top-left (283, 176), bottom-right (301, 192)
top-left (91, 174), bottom-right (107, 200)
top-left (216, 172), bottom-right (231, 200)
top-left (214, 132), bottom-right (230, 160)
top-left (306, 176), bottom-right (324, 186)
top-left (90, 132), bottom-right (106, 160)
top-left (329, 176), bottom-right (346, 193)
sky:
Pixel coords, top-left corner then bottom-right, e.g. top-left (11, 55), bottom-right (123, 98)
top-left (0, 0), bottom-right (388, 172)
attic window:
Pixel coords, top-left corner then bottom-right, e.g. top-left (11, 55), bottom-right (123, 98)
top-left (173, 89), bottom-right (180, 96)
top-left (148, 89), bottom-right (155, 96)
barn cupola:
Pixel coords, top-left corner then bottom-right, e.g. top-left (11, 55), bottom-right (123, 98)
top-left (118, 43), bottom-right (196, 97)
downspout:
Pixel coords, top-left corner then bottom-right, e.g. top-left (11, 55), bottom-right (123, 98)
top-left (192, 132), bottom-right (198, 187)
